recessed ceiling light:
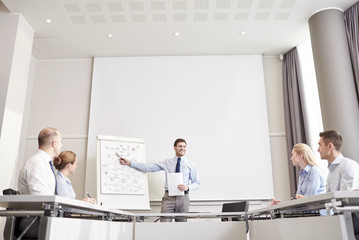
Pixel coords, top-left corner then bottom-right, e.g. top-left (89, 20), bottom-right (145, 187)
top-left (45, 19), bottom-right (52, 23)
top-left (239, 31), bottom-right (246, 35)
top-left (173, 32), bottom-right (181, 37)
top-left (107, 33), bottom-right (114, 38)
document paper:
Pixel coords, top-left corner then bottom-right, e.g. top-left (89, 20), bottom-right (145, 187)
top-left (167, 173), bottom-right (184, 196)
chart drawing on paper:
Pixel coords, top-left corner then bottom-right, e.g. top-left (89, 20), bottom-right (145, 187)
top-left (100, 140), bottom-right (146, 195)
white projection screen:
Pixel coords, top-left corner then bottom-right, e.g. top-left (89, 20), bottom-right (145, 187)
top-left (86, 55), bottom-right (274, 203)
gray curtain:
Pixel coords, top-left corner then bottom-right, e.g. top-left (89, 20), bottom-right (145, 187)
top-left (344, 2), bottom-right (359, 103)
top-left (282, 47), bottom-right (308, 197)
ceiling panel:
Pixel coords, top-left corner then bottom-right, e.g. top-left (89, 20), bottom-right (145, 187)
top-left (1, 0), bottom-right (358, 59)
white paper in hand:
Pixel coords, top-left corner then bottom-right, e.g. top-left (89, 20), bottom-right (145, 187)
top-left (167, 172), bottom-right (184, 196)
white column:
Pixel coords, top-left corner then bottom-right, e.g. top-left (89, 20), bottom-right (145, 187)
top-left (0, 13), bottom-right (34, 191)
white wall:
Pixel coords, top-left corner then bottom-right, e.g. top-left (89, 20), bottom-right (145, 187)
top-left (21, 56), bottom-right (290, 208)
top-left (21, 59), bottom-right (93, 199)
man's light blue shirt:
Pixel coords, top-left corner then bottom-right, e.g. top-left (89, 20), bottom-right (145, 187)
top-left (296, 165), bottom-right (326, 197)
top-left (130, 156), bottom-right (200, 191)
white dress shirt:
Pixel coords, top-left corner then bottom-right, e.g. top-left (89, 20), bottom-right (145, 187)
top-left (130, 156), bottom-right (200, 191)
top-left (327, 154), bottom-right (359, 192)
top-left (18, 149), bottom-right (56, 195)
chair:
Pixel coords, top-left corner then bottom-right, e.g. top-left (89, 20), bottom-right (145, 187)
top-left (2, 188), bottom-right (39, 240)
top-left (352, 212), bottom-right (359, 240)
top-left (3, 188), bottom-right (20, 239)
top-left (3, 189), bottom-right (19, 195)
top-left (221, 201), bottom-right (249, 233)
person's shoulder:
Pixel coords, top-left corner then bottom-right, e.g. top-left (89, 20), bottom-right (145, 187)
top-left (24, 153), bottom-right (40, 166)
top-left (163, 156), bottom-right (181, 163)
top-left (340, 157), bottom-right (359, 173)
top-left (342, 157), bottom-right (359, 166)
top-left (56, 172), bottom-right (66, 183)
top-left (26, 150), bottom-right (44, 161)
top-left (184, 157), bottom-right (197, 166)
top-left (26, 152), bottom-right (49, 169)
top-left (310, 165), bottom-right (324, 174)
top-left (310, 165), bottom-right (321, 171)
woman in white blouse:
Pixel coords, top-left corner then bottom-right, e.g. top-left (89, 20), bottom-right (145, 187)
top-left (53, 151), bottom-right (96, 204)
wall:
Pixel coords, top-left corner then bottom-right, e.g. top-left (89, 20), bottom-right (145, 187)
top-left (21, 59), bottom-right (93, 199)
top-left (21, 56), bottom-right (290, 209)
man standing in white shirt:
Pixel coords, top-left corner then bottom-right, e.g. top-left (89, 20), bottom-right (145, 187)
top-left (18, 127), bottom-right (62, 195)
top-left (317, 130), bottom-right (359, 191)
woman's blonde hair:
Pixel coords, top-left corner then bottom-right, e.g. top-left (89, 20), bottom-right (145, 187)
top-left (292, 143), bottom-right (318, 166)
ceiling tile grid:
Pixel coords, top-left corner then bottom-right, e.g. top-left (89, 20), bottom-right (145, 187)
top-left (58, 0), bottom-right (296, 24)
top-left (2, 0), bottom-right (357, 59)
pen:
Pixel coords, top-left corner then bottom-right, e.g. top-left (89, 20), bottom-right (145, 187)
top-left (86, 192), bottom-right (91, 198)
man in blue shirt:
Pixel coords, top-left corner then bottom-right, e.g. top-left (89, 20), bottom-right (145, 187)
top-left (120, 138), bottom-right (200, 222)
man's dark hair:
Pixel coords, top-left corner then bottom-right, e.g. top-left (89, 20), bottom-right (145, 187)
top-left (38, 127), bottom-right (58, 147)
top-left (319, 130), bottom-right (343, 151)
top-left (174, 138), bottom-right (186, 147)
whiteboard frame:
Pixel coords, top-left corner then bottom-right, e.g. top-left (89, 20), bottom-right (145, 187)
top-left (96, 135), bottom-right (150, 210)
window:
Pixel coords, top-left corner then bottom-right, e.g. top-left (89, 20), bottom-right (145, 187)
top-left (297, 40), bottom-right (328, 170)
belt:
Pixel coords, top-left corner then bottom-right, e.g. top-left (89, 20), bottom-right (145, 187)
top-left (165, 190), bottom-right (189, 194)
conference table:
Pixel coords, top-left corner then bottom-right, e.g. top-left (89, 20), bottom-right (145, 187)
top-left (248, 191), bottom-right (359, 240)
top-left (1, 192), bottom-right (359, 240)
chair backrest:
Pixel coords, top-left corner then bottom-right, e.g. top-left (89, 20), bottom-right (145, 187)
top-left (221, 201), bottom-right (248, 221)
top-left (3, 188), bottom-right (20, 195)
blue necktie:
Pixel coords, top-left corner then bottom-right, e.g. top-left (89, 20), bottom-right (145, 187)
top-left (49, 160), bottom-right (58, 195)
top-left (176, 158), bottom-right (181, 173)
